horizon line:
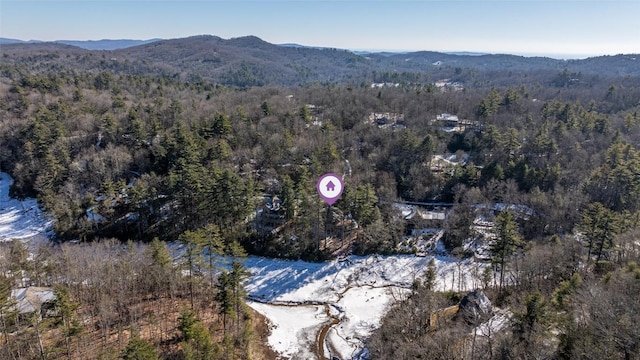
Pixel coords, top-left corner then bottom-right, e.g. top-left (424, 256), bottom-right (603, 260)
top-left (1, 35), bottom-right (637, 60)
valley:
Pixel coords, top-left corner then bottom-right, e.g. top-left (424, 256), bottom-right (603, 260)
top-left (1, 34), bottom-right (639, 359)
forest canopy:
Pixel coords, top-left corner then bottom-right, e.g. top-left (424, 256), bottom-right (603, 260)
top-left (1, 48), bottom-right (640, 260)
top-left (1, 39), bottom-right (640, 359)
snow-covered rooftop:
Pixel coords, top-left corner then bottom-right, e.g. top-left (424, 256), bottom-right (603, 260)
top-left (10, 287), bottom-right (55, 314)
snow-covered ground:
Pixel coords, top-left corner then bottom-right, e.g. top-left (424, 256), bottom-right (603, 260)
top-left (326, 286), bottom-right (405, 359)
top-left (0, 172), bottom-right (52, 242)
top-left (243, 254), bottom-right (487, 359)
top-left (247, 301), bottom-right (328, 359)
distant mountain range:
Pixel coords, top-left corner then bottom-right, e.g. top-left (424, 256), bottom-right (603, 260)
top-left (1, 37), bottom-right (489, 55)
top-left (1, 35), bottom-right (638, 87)
top-left (0, 37), bottom-right (161, 50)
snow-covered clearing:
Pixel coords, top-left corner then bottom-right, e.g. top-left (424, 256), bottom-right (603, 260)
top-left (325, 286), bottom-right (405, 359)
top-left (0, 172), bottom-right (52, 242)
top-left (247, 302), bottom-right (327, 360)
top-left (243, 254), bottom-right (487, 359)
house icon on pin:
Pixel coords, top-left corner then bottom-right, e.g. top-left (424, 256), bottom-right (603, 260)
top-left (326, 180), bottom-right (335, 192)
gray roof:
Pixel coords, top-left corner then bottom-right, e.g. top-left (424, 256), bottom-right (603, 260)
top-left (9, 287), bottom-right (55, 314)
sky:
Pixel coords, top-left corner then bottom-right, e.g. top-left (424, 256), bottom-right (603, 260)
top-left (1, 0), bottom-right (639, 58)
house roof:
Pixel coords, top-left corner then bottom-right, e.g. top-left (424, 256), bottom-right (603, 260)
top-left (10, 287), bottom-right (55, 314)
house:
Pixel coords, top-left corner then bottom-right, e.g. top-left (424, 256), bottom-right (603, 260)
top-left (430, 154), bottom-right (466, 175)
top-left (433, 114), bottom-right (479, 133)
top-left (371, 82), bottom-right (400, 88)
top-left (367, 112), bottom-right (405, 129)
top-left (459, 289), bottom-right (493, 323)
top-left (434, 79), bottom-right (465, 91)
top-left (434, 113), bottom-right (462, 132)
top-left (435, 79), bottom-right (451, 87)
top-left (9, 287), bottom-right (57, 321)
top-left (428, 290), bottom-right (493, 331)
top-left (436, 113), bottom-right (459, 122)
top-left (254, 196), bottom-right (288, 235)
top-left (429, 305), bottom-right (460, 331)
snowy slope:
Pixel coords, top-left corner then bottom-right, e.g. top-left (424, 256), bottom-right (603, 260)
top-left (0, 172), bottom-right (52, 241)
top-left (248, 302), bottom-right (328, 359)
top-left (244, 254), bottom-right (487, 359)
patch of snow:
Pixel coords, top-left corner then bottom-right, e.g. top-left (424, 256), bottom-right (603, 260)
top-left (0, 172), bottom-right (53, 241)
top-left (327, 286), bottom-right (409, 360)
top-left (248, 301), bottom-right (326, 360)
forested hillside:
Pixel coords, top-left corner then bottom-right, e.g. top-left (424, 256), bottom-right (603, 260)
top-left (0, 237), bottom-right (275, 360)
top-left (3, 35), bottom-right (639, 87)
top-left (1, 36), bottom-right (640, 358)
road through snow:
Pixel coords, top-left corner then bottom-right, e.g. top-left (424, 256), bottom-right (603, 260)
top-left (243, 254), bottom-right (487, 359)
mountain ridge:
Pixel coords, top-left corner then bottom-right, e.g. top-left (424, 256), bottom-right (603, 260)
top-left (0, 37), bottom-right (161, 50)
top-left (1, 35), bottom-right (638, 87)
top-left (4, 35), bottom-right (637, 59)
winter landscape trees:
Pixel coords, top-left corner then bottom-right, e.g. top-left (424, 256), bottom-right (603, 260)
top-left (0, 239), bottom-right (268, 360)
top-left (1, 38), bottom-right (640, 359)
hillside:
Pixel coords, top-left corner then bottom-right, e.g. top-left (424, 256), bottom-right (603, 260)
top-left (2, 35), bottom-right (638, 87)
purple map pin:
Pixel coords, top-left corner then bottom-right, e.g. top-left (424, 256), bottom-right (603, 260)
top-left (317, 173), bottom-right (344, 205)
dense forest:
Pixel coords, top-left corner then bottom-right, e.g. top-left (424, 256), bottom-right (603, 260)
top-left (1, 38), bottom-right (640, 359)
